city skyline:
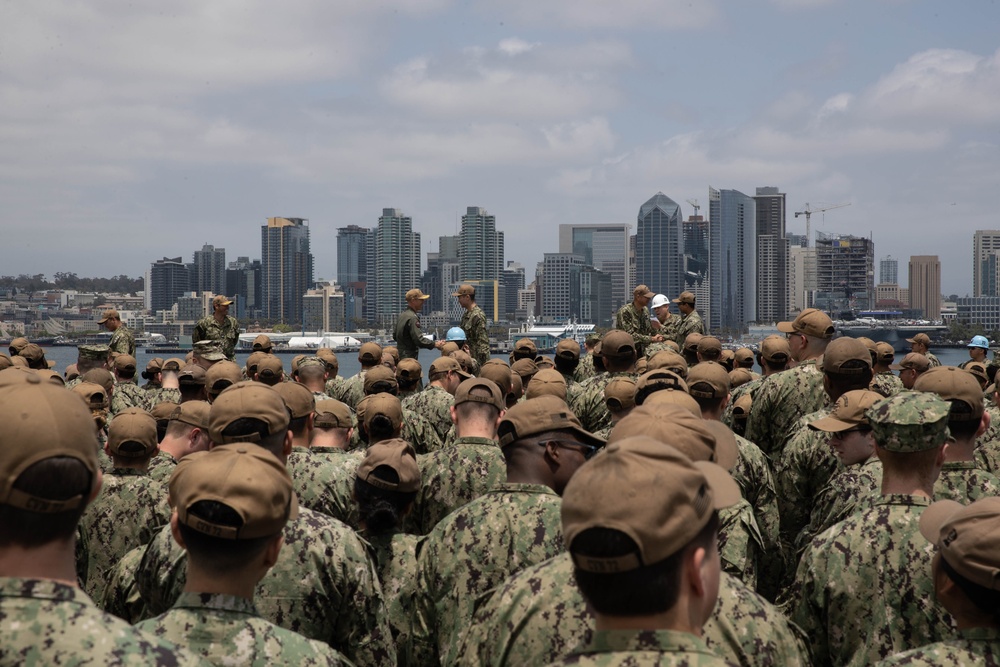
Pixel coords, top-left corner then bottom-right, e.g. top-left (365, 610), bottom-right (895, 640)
top-left (4, 4), bottom-right (997, 298)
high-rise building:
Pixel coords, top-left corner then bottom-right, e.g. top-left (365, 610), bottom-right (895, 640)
top-left (635, 193), bottom-right (684, 302)
top-left (880, 256), bottom-right (899, 286)
top-left (370, 208), bottom-right (421, 325)
top-left (754, 187), bottom-right (788, 323)
top-left (225, 257), bottom-right (262, 320)
top-left (682, 215), bottom-right (709, 281)
top-left (708, 187), bottom-right (756, 333)
top-left (303, 283), bottom-right (346, 333)
top-left (908, 255), bottom-right (941, 320)
top-left (459, 207), bottom-right (504, 282)
top-left (191, 244), bottom-right (226, 296)
top-left (500, 262), bottom-right (526, 321)
top-left (788, 246), bottom-right (817, 313)
top-left (814, 233), bottom-right (875, 317)
top-left (973, 230), bottom-right (1000, 297)
top-left (558, 224), bottom-right (630, 309)
top-left (261, 217), bottom-right (313, 324)
top-left (149, 257), bottom-right (191, 314)
top-left (579, 266), bottom-right (614, 327)
top-left (540, 253), bottom-right (585, 321)
top-left (336, 225), bottom-right (372, 286)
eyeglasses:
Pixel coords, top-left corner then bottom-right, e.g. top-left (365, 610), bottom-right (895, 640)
top-left (547, 439), bottom-right (602, 460)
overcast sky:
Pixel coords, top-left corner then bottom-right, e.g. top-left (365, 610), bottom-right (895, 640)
top-left (3, 1), bottom-right (998, 297)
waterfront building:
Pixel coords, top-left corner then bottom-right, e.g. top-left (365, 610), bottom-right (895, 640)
top-left (908, 255), bottom-right (941, 320)
top-left (973, 230), bottom-right (1000, 297)
top-left (149, 257), bottom-right (190, 314)
top-left (754, 186), bottom-right (789, 323)
top-left (635, 192), bottom-right (684, 305)
top-left (261, 217), bottom-right (313, 324)
top-left (303, 283), bottom-right (346, 333)
top-left (708, 187), bottom-right (756, 333)
top-left (814, 233), bottom-right (875, 317)
top-left (558, 223), bottom-right (630, 309)
top-left (880, 256), bottom-right (898, 285)
top-left (369, 208), bottom-right (421, 326)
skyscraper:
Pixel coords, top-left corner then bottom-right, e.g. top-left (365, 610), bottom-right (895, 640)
top-left (558, 224), bottom-right (630, 308)
top-left (814, 233), bottom-right (875, 317)
top-left (909, 255), bottom-right (941, 320)
top-left (500, 262), bottom-right (526, 321)
top-left (149, 257), bottom-right (190, 314)
top-left (370, 208), bottom-right (421, 324)
top-left (261, 217), bottom-right (313, 324)
top-left (635, 193), bottom-right (683, 302)
top-left (541, 253), bottom-right (585, 321)
top-left (880, 256), bottom-right (899, 285)
top-left (225, 256), bottom-right (262, 320)
top-left (708, 187), bottom-right (756, 332)
top-left (459, 207), bottom-right (504, 282)
top-left (973, 230), bottom-right (1000, 297)
top-left (336, 225), bottom-right (372, 286)
top-left (754, 187), bottom-right (788, 323)
top-left (191, 244), bottom-right (226, 296)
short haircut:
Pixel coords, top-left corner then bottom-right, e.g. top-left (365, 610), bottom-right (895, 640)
top-left (939, 556), bottom-right (1000, 625)
top-left (116, 367), bottom-right (137, 381)
top-left (297, 365), bottom-right (326, 384)
top-left (367, 414), bottom-right (399, 443)
top-left (946, 400), bottom-right (981, 438)
top-left (177, 500), bottom-right (275, 575)
top-left (603, 352), bottom-right (636, 373)
top-left (825, 361), bottom-right (874, 395)
top-left (179, 385), bottom-right (205, 402)
top-left (554, 356), bottom-right (579, 375)
top-left (165, 419), bottom-right (197, 439)
top-left (760, 356), bottom-right (787, 372)
top-left (0, 458), bottom-right (92, 548)
top-left (690, 393), bottom-right (725, 414)
top-left (877, 445), bottom-right (941, 482)
top-left (288, 415), bottom-right (309, 439)
top-left (76, 357), bottom-right (105, 375)
top-left (455, 385), bottom-right (502, 424)
top-left (354, 467), bottom-right (416, 535)
top-left (220, 418), bottom-right (286, 457)
top-left (111, 441), bottom-right (154, 464)
top-left (573, 512), bottom-right (719, 616)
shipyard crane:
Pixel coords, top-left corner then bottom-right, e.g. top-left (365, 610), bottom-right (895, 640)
top-left (686, 199), bottom-right (700, 217)
top-left (794, 201), bottom-right (851, 247)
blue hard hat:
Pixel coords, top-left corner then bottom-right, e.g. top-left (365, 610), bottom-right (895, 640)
top-left (447, 327), bottom-right (467, 341)
top-left (969, 335), bottom-right (990, 349)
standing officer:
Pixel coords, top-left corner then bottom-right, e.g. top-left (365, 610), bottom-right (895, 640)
top-left (99, 308), bottom-right (136, 356)
top-left (394, 288), bottom-right (442, 360)
top-left (193, 295), bottom-right (240, 361)
top-left (454, 284), bottom-right (490, 367)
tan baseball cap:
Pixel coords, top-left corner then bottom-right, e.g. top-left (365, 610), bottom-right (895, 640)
top-left (906, 333), bottom-right (932, 346)
top-left (562, 434), bottom-right (741, 571)
top-left (252, 334), bottom-right (273, 352)
top-left (479, 360), bottom-right (512, 394)
top-left (498, 395), bottom-right (604, 449)
top-left (313, 399), bottom-right (352, 429)
top-left (405, 288), bottom-right (430, 301)
top-left (316, 348), bottom-right (339, 370)
top-left (142, 358), bottom-right (163, 378)
top-left (170, 400), bottom-right (211, 430)
top-left (450, 350), bottom-right (476, 375)
top-left (731, 394), bottom-right (752, 419)
top-left (777, 308), bottom-right (835, 339)
top-left (382, 346), bottom-right (399, 364)
top-left (430, 356), bottom-right (471, 380)
top-left (107, 408), bottom-right (158, 458)
top-left (454, 377), bottom-right (505, 411)
top-left (396, 358), bottom-right (422, 383)
top-left (113, 354), bottom-right (137, 374)
top-left (733, 348), bottom-right (754, 367)
top-left (162, 357), bottom-right (186, 373)
top-left (364, 392), bottom-right (404, 434)
top-left (72, 381), bottom-right (109, 410)
top-left (509, 358), bottom-right (538, 382)
top-left (274, 382), bottom-right (316, 420)
top-left (683, 333), bottom-right (703, 353)
top-left (822, 337), bottom-right (872, 375)
top-left (633, 284), bottom-right (656, 299)
top-left (255, 356), bottom-right (284, 384)
top-left (152, 401), bottom-right (180, 421)
top-left (178, 364), bottom-right (207, 386)
top-left (19, 343), bottom-right (54, 369)
top-left (205, 360), bottom-right (242, 396)
top-left (966, 362), bottom-right (989, 387)
top-left (209, 382), bottom-right (290, 444)
top-left (8, 337), bottom-right (29, 354)
top-left (919, 497), bottom-right (1000, 591)
top-left (358, 342), bottom-right (383, 364)
top-left (729, 368), bottom-right (754, 388)
top-left (687, 362), bottom-right (731, 399)
top-left (874, 342), bottom-right (895, 364)
top-left (604, 377), bottom-right (637, 412)
top-left (696, 337), bottom-right (722, 356)
top-left (647, 350), bottom-right (688, 377)
top-left (364, 365), bottom-right (399, 395)
top-left (671, 291), bottom-right (696, 305)
top-left (0, 371), bottom-right (100, 512)
top-left (914, 366), bottom-right (985, 420)
top-left (98, 308), bottom-right (120, 324)
top-left (642, 386), bottom-right (701, 416)
top-left (634, 369), bottom-right (688, 405)
top-left (608, 403), bottom-right (736, 470)
top-left (555, 338), bottom-right (581, 361)
top-left (514, 338), bottom-right (537, 355)
top-left (171, 443), bottom-right (297, 539)
top-left (600, 330), bottom-right (636, 358)
top-left (356, 438), bottom-right (421, 493)
top-left (760, 335), bottom-right (790, 363)
top-left (890, 352), bottom-right (930, 372)
top-left (525, 368), bottom-right (568, 401)
top-left (452, 284), bottom-right (475, 297)
top-left (212, 295), bottom-right (233, 307)
top-left (808, 390), bottom-right (884, 433)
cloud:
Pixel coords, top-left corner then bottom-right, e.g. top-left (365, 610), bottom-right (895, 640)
top-left (474, 0), bottom-right (721, 30)
top-left (498, 38), bottom-right (537, 56)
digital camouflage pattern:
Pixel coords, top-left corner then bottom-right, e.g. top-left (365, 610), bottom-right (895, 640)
top-left (109, 324), bottom-right (136, 357)
top-left (136, 592), bottom-right (351, 665)
top-left (394, 307), bottom-right (435, 360)
top-left (0, 578), bottom-right (203, 666)
top-left (573, 353), bottom-right (596, 383)
top-left (799, 456), bottom-right (882, 554)
top-left (77, 468), bottom-right (171, 601)
top-left (346, 408), bottom-right (443, 454)
top-left (789, 495), bottom-right (956, 667)
top-left (549, 629), bottom-right (733, 667)
top-left (744, 360), bottom-right (828, 461)
top-left (866, 390), bottom-right (951, 452)
top-left (673, 308), bottom-right (706, 347)
top-left (718, 498), bottom-right (764, 590)
top-left (148, 387), bottom-right (181, 409)
top-left (925, 351), bottom-right (942, 368)
top-left (460, 303), bottom-right (490, 367)
top-left (147, 452), bottom-right (178, 485)
top-left (614, 303), bottom-right (656, 349)
top-left (570, 371), bottom-right (637, 433)
top-left (410, 436), bottom-right (506, 535)
top-left (722, 376), bottom-right (765, 429)
top-left (411, 483), bottom-right (566, 665)
top-left (286, 447), bottom-right (364, 528)
top-left (111, 381), bottom-right (150, 415)
top-left (401, 385), bottom-right (454, 444)
top-left (933, 460), bottom-right (1000, 503)
top-left (324, 375), bottom-right (348, 402)
top-left (136, 506), bottom-right (395, 667)
top-left (101, 545), bottom-right (146, 622)
top-left (875, 627), bottom-right (1000, 666)
top-left (870, 371), bottom-right (905, 398)
top-left (338, 371), bottom-right (367, 410)
top-left (454, 554), bottom-right (809, 667)
top-left (731, 432), bottom-right (781, 598)
top-left (365, 532), bottom-right (423, 661)
top-left (192, 313), bottom-right (240, 360)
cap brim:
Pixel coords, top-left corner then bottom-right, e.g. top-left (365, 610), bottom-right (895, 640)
top-left (776, 321), bottom-right (796, 333)
top-left (568, 424), bottom-right (607, 450)
top-left (808, 415), bottom-right (859, 432)
top-left (98, 318), bottom-right (110, 324)
top-left (918, 499), bottom-right (964, 544)
top-left (642, 291), bottom-right (655, 299)
top-left (905, 337), bottom-right (916, 343)
top-left (888, 363), bottom-right (905, 370)
top-left (693, 461), bottom-right (743, 509)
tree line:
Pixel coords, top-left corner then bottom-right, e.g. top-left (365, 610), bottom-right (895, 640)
top-left (0, 273), bottom-right (143, 295)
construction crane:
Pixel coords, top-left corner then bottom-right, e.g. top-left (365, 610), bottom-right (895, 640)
top-left (686, 199), bottom-right (700, 217)
top-left (794, 202), bottom-right (851, 247)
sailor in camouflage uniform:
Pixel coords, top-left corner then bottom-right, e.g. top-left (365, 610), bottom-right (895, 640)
top-left (0, 371), bottom-right (202, 666)
top-left (136, 382), bottom-right (396, 667)
top-left (401, 356), bottom-right (463, 444)
top-left (573, 333), bottom-right (602, 383)
top-left (871, 341), bottom-right (905, 397)
top-left (339, 341), bottom-right (383, 409)
top-left (99, 307), bottom-right (136, 356)
top-left (570, 330), bottom-right (639, 433)
top-left (410, 395), bottom-right (603, 665)
top-left (789, 391), bottom-right (957, 667)
top-left (78, 408), bottom-right (170, 601)
top-left (394, 288), bottom-right (440, 360)
top-left (614, 284), bottom-right (664, 354)
top-left (876, 496), bottom-right (1000, 666)
top-left (906, 332), bottom-right (942, 368)
top-left (453, 283), bottom-right (491, 367)
top-left (135, 443), bottom-right (351, 665)
top-left (147, 401), bottom-right (211, 484)
top-left (192, 294), bottom-right (240, 360)
top-left (65, 343), bottom-right (111, 390)
top-left (109, 353), bottom-right (151, 415)
top-left (672, 290), bottom-right (706, 347)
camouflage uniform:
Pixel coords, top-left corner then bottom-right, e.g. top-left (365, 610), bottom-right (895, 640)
top-left (111, 380), bottom-right (150, 415)
top-left (674, 308), bottom-right (706, 347)
top-left (77, 468), bottom-right (171, 601)
top-left (100, 544), bottom-right (146, 622)
top-left (192, 314), bottom-right (240, 360)
top-left (454, 554), bottom-right (809, 667)
top-left (732, 433), bottom-right (781, 598)
top-left (0, 578), bottom-right (203, 666)
top-left (410, 436), bottom-right (506, 534)
top-left (136, 592), bottom-right (351, 665)
top-left (875, 628), bottom-right (1000, 666)
top-left (109, 324), bottom-right (136, 356)
top-left (286, 447), bottom-right (364, 528)
top-left (339, 371), bottom-right (367, 410)
top-left (394, 307), bottom-right (435, 360)
top-left (347, 408), bottom-right (443, 454)
top-left (799, 456), bottom-right (882, 553)
top-left (401, 385), bottom-right (454, 444)
top-left (411, 482), bottom-right (565, 665)
top-left (871, 371), bottom-right (905, 397)
top-left (933, 460), bottom-right (1000, 503)
top-left (925, 351), bottom-right (942, 368)
top-left (148, 387), bottom-right (181, 408)
top-left (573, 353), bottom-right (596, 383)
top-left (719, 498), bottom-right (764, 590)
top-left (136, 506), bottom-right (396, 667)
top-left (788, 494), bottom-right (955, 667)
top-left (147, 452), bottom-right (178, 485)
top-left (722, 376), bottom-right (764, 428)
top-left (549, 629), bottom-right (733, 666)
top-left (570, 371), bottom-right (637, 433)
top-left (324, 375), bottom-right (348, 402)
top-left (366, 531), bottom-right (424, 660)
top-left (460, 303), bottom-right (490, 367)
top-left (744, 360), bottom-right (828, 461)
top-left (614, 303), bottom-right (656, 349)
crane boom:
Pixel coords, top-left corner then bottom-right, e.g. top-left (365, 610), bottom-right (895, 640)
top-left (793, 202), bottom-right (851, 247)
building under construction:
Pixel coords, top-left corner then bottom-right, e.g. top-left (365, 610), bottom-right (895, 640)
top-left (814, 233), bottom-right (875, 318)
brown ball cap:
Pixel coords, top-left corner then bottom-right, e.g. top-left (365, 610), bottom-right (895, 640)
top-left (356, 438), bottom-right (421, 493)
top-left (562, 435), bottom-right (740, 572)
top-left (647, 350), bottom-right (688, 377)
top-left (170, 444), bottom-right (297, 540)
top-left (313, 399), bottom-right (352, 429)
top-left (890, 352), bottom-right (931, 373)
top-left (498, 395), bottom-right (604, 449)
top-left (209, 382), bottom-right (290, 445)
top-left (555, 338), bottom-right (581, 361)
top-left (600, 330), bottom-right (636, 358)
top-left (363, 393), bottom-right (404, 434)
top-left (608, 403), bottom-right (737, 471)
top-left (777, 308), bottom-right (835, 339)
top-left (454, 378), bottom-right (505, 411)
top-left (604, 377), bottom-right (637, 413)
top-left (808, 390), bottom-right (884, 433)
top-left (364, 365), bottom-right (399, 395)
top-left (358, 342), bottom-right (383, 364)
top-left (760, 335), bottom-right (791, 364)
top-left (919, 497), bottom-right (1000, 591)
top-left (396, 358), bottom-right (422, 383)
top-left (525, 368), bottom-right (568, 401)
top-left (822, 337), bottom-right (873, 375)
top-left (170, 401), bottom-right (211, 430)
top-left (914, 366), bottom-right (985, 420)
top-left (274, 382), bottom-right (316, 420)
top-left (687, 362), bottom-right (731, 399)
top-left (107, 408), bottom-right (158, 458)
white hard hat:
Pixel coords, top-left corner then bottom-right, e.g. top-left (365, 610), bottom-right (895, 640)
top-left (650, 294), bottom-right (669, 309)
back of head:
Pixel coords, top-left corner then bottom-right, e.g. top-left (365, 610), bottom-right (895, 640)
top-left (354, 438), bottom-right (420, 534)
top-left (255, 356), bottom-right (284, 386)
top-left (364, 393), bottom-right (404, 443)
top-left (364, 365), bottom-right (399, 396)
top-left (358, 342), bottom-right (383, 367)
top-left (453, 378), bottom-right (504, 429)
top-left (601, 330), bottom-right (637, 371)
top-left (209, 382), bottom-right (291, 457)
top-left (107, 408), bottom-right (158, 462)
top-left (914, 366), bottom-right (985, 438)
top-left (822, 337), bottom-right (874, 395)
top-left (525, 368), bottom-right (567, 401)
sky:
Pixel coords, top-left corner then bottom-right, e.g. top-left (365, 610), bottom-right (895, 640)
top-left (2, 1), bottom-right (999, 297)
